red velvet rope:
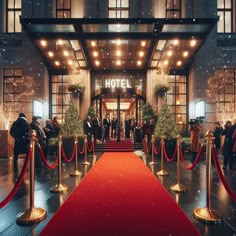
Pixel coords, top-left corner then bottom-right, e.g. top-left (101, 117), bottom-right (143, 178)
top-left (87, 140), bottom-right (94, 153)
top-left (180, 144), bottom-right (204, 170)
top-left (212, 146), bottom-right (236, 201)
top-left (0, 148), bottom-right (32, 208)
top-left (61, 143), bottom-right (76, 163)
top-left (163, 143), bottom-right (177, 162)
top-left (153, 142), bottom-right (161, 155)
top-left (0, 144), bottom-right (10, 154)
top-left (38, 145), bottom-right (59, 169)
top-left (144, 139), bottom-right (150, 153)
top-left (78, 141), bottom-right (85, 154)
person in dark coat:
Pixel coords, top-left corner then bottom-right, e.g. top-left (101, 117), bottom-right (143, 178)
top-left (52, 116), bottom-right (61, 137)
top-left (103, 114), bottom-right (110, 142)
top-left (30, 116), bottom-right (47, 168)
top-left (125, 116), bottom-right (131, 139)
top-left (189, 120), bottom-right (201, 163)
top-left (213, 121), bottom-right (223, 152)
top-left (221, 120), bottom-right (234, 169)
top-left (93, 115), bottom-right (102, 143)
top-left (84, 116), bottom-right (93, 144)
top-left (10, 112), bottom-right (30, 172)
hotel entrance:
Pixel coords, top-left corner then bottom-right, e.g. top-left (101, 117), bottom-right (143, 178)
top-left (92, 74), bottom-right (145, 142)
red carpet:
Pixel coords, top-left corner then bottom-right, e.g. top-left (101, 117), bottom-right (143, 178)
top-left (40, 152), bottom-right (200, 236)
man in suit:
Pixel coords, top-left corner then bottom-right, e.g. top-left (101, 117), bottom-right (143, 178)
top-left (93, 114), bottom-right (102, 143)
top-left (103, 114), bottom-right (110, 142)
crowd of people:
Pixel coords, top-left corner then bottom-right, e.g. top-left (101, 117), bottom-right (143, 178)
top-left (83, 114), bottom-right (155, 145)
top-left (10, 113), bottom-right (61, 170)
top-left (188, 118), bottom-right (236, 169)
top-left (12, 111), bottom-right (236, 171)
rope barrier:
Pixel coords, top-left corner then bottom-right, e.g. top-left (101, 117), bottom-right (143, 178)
top-left (212, 146), bottom-right (236, 201)
top-left (180, 143), bottom-right (204, 170)
top-left (0, 148), bottom-right (32, 209)
top-left (78, 141), bottom-right (85, 154)
top-left (38, 144), bottom-right (59, 169)
top-left (0, 144), bottom-right (10, 155)
top-left (153, 142), bottom-right (161, 155)
top-left (87, 139), bottom-right (94, 153)
top-left (163, 144), bottom-right (177, 162)
top-left (62, 143), bottom-right (76, 163)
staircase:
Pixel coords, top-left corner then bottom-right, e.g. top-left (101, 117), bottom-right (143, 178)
top-left (94, 140), bottom-right (143, 152)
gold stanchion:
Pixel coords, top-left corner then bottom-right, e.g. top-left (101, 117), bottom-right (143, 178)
top-left (193, 131), bottom-right (222, 223)
top-left (50, 135), bottom-right (69, 193)
top-left (149, 135), bottom-right (157, 165)
top-left (142, 135), bottom-right (147, 159)
top-left (82, 135), bottom-right (90, 165)
top-left (170, 135), bottom-right (187, 192)
top-left (91, 135), bottom-right (97, 159)
top-left (70, 134), bottom-right (82, 176)
top-left (17, 130), bottom-right (47, 225)
top-left (156, 136), bottom-right (168, 176)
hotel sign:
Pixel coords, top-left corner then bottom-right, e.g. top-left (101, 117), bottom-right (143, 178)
top-left (105, 79), bottom-right (132, 89)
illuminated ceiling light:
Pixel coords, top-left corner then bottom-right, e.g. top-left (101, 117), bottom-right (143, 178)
top-left (176, 101), bottom-right (180, 105)
top-left (137, 60), bottom-right (142, 66)
top-left (91, 41), bottom-right (96, 47)
top-left (139, 51), bottom-right (144, 57)
top-left (54, 61), bottom-right (60, 66)
top-left (141, 41), bottom-right (146, 47)
top-left (173, 39), bottom-right (179, 45)
top-left (116, 50), bottom-right (121, 56)
top-left (116, 60), bottom-right (122, 65)
top-left (183, 51), bottom-right (189, 57)
top-left (48, 51), bottom-right (54, 57)
top-left (190, 39), bottom-right (197, 47)
top-left (176, 60), bottom-right (182, 66)
top-left (164, 60), bottom-right (168, 65)
top-left (167, 50), bottom-right (173, 57)
top-left (117, 24), bottom-right (121, 28)
top-left (116, 39), bottom-right (121, 46)
top-left (57, 39), bottom-right (63, 45)
top-left (95, 60), bottom-right (100, 66)
top-left (40, 40), bottom-right (47, 47)
top-left (63, 50), bottom-right (69, 57)
top-left (93, 51), bottom-right (98, 57)
top-left (68, 60), bottom-right (73, 65)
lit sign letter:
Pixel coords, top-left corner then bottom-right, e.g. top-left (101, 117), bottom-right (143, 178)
top-left (105, 79), bottom-right (110, 88)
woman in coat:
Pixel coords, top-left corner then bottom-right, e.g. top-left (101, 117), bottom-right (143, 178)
top-left (189, 120), bottom-right (201, 163)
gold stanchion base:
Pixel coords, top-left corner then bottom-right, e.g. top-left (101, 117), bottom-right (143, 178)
top-left (81, 161), bottom-right (90, 165)
top-left (16, 207), bottom-right (47, 225)
top-left (170, 183), bottom-right (187, 192)
top-left (149, 161), bottom-right (157, 165)
top-left (50, 183), bottom-right (69, 193)
top-left (70, 170), bottom-right (82, 176)
top-left (156, 169), bottom-right (168, 176)
top-left (193, 207), bottom-right (222, 224)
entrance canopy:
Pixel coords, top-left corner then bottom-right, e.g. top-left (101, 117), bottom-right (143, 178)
top-left (20, 17), bottom-right (217, 74)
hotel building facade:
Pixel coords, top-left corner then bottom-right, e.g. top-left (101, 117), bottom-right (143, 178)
top-left (0, 0), bottom-right (236, 135)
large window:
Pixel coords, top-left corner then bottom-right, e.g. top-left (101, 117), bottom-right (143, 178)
top-left (51, 75), bottom-right (71, 120)
top-left (108, 0), bottom-right (129, 18)
top-left (217, 0), bottom-right (236, 33)
top-left (213, 68), bottom-right (236, 122)
top-left (3, 68), bottom-right (24, 114)
top-left (56, 0), bottom-right (71, 18)
top-left (166, 0), bottom-right (181, 18)
top-left (6, 0), bottom-right (22, 32)
top-left (166, 75), bottom-right (187, 134)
